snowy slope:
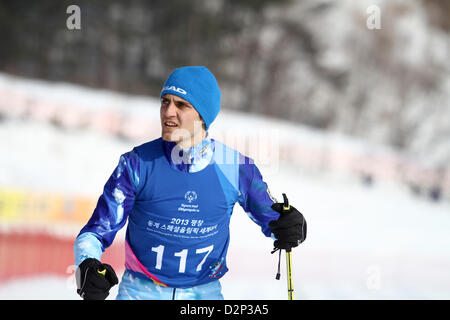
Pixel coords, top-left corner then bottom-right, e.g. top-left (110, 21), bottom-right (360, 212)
top-left (0, 72), bottom-right (417, 188)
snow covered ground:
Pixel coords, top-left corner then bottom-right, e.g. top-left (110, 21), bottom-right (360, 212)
top-left (1, 75), bottom-right (449, 299)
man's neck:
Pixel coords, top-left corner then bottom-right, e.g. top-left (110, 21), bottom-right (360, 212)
top-left (162, 132), bottom-right (212, 171)
top-left (177, 131), bottom-right (207, 150)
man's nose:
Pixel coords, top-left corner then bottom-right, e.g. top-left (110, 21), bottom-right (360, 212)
top-left (163, 101), bottom-right (177, 118)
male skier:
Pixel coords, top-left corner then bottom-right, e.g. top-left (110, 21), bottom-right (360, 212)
top-left (74, 66), bottom-right (307, 300)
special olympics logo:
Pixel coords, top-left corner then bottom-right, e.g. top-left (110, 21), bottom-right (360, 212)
top-left (184, 191), bottom-right (198, 203)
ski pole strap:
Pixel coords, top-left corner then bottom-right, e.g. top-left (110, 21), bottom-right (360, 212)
top-left (271, 247), bottom-right (282, 280)
top-left (276, 249), bottom-right (281, 280)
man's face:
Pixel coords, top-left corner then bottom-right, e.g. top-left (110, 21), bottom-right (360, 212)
top-left (160, 94), bottom-right (204, 147)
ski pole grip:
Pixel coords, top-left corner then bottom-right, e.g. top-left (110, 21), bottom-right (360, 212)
top-left (97, 267), bottom-right (106, 276)
top-left (282, 193), bottom-right (290, 211)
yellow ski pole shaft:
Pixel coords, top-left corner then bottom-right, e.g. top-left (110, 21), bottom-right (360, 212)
top-left (282, 193), bottom-right (294, 300)
top-left (286, 249), bottom-right (294, 300)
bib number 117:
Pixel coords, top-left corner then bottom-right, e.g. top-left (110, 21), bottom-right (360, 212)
top-left (151, 245), bottom-right (214, 273)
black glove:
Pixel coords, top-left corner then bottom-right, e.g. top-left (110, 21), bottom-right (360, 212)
top-left (75, 258), bottom-right (119, 300)
top-left (269, 193), bottom-right (307, 251)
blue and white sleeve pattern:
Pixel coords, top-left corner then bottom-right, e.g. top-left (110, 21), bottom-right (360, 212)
top-left (238, 161), bottom-right (280, 237)
top-left (74, 150), bottom-right (140, 266)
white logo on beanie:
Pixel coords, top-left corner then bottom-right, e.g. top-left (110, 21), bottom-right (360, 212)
top-left (163, 85), bottom-right (187, 95)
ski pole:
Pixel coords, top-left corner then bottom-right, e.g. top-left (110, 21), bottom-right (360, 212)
top-left (272, 193), bottom-right (296, 300)
top-left (286, 249), bottom-right (294, 300)
top-left (282, 194), bottom-right (294, 300)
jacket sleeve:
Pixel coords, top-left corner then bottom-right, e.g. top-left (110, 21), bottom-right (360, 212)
top-left (73, 150), bottom-right (140, 266)
top-left (237, 161), bottom-right (280, 237)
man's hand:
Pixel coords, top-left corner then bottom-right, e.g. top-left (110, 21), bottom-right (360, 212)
top-left (75, 258), bottom-right (119, 300)
top-left (269, 194), bottom-right (307, 251)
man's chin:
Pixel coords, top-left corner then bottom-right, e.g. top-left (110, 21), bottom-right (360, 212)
top-left (161, 134), bottom-right (173, 142)
top-left (161, 131), bottom-right (179, 143)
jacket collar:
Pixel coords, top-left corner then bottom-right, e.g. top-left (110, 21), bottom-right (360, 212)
top-left (162, 133), bottom-right (213, 172)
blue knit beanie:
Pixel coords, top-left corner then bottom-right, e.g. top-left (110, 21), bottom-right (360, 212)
top-left (160, 66), bottom-right (221, 130)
